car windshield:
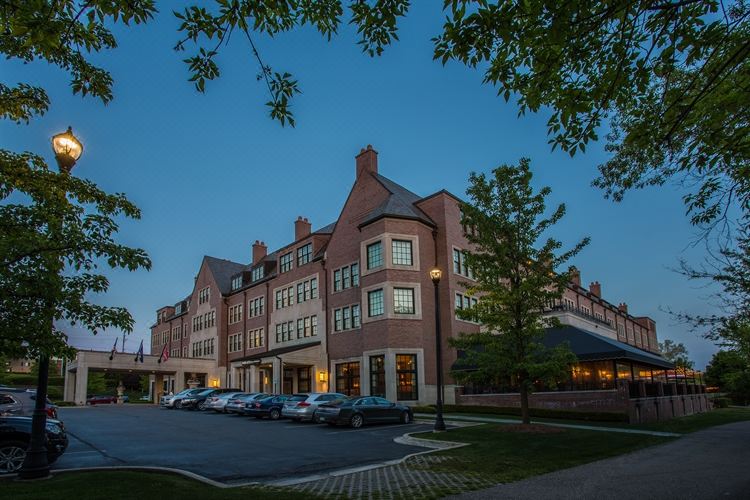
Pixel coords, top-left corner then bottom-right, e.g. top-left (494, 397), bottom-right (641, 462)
top-left (196, 389), bottom-right (215, 396)
top-left (288, 395), bottom-right (307, 402)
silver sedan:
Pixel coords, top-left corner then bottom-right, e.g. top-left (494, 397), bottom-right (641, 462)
top-left (281, 393), bottom-right (346, 422)
top-left (206, 392), bottom-right (245, 413)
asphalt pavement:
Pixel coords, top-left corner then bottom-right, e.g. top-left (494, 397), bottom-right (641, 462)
top-left (448, 420), bottom-right (750, 500)
top-left (53, 404), bottom-right (427, 484)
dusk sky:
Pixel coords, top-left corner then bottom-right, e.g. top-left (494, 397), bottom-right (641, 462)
top-left (2, 3), bottom-right (722, 368)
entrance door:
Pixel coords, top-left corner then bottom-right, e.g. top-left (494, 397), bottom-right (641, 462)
top-left (283, 368), bottom-right (294, 394)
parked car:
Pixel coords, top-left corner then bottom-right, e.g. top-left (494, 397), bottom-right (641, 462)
top-left (0, 416), bottom-right (68, 474)
top-left (181, 388), bottom-right (240, 411)
top-left (225, 393), bottom-right (268, 414)
top-left (245, 394), bottom-right (297, 420)
top-left (160, 388), bottom-right (205, 409)
top-left (315, 396), bottom-right (413, 428)
top-left (86, 395), bottom-right (116, 405)
top-left (282, 393), bottom-right (347, 422)
top-left (205, 392), bottom-right (244, 413)
top-left (0, 389), bottom-right (58, 419)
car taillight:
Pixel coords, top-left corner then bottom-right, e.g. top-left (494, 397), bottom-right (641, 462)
top-left (297, 402), bottom-right (311, 407)
top-left (254, 403), bottom-right (261, 408)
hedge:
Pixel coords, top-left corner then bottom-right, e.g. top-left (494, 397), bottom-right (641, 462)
top-left (0, 373), bottom-right (64, 387)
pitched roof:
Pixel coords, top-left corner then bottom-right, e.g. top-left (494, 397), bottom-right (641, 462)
top-left (358, 174), bottom-right (436, 228)
top-left (204, 256), bottom-right (246, 295)
top-left (314, 221), bottom-right (336, 234)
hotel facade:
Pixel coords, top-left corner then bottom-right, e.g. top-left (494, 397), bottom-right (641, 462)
top-left (150, 146), bottom-right (663, 406)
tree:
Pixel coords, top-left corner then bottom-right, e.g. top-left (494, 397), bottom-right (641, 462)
top-left (705, 350), bottom-right (747, 388)
top-left (658, 339), bottom-right (695, 370)
top-left (449, 158), bottom-right (589, 424)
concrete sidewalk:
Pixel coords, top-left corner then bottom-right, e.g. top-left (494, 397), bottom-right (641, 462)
top-left (414, 413), bottom-right (682, 436)
top-left (447, 420), bottom-right (750, 500)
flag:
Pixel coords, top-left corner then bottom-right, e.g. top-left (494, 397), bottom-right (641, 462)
top-left (134, 340), bottom-right (144, 363)
top-left (109, 337), bottom-right (118, 360)
top-left (158, 342), bottom-right (169, 364)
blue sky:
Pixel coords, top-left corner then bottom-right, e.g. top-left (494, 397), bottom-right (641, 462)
top-left (2, 4), bottom-right (722, 368)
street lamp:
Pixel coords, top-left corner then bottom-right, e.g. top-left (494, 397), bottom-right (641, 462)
top-left (19, 127), bottom-right (83, 480)
top-left (430, 268), bottom-right (447, 432)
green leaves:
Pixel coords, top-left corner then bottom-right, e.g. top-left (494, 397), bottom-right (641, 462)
top-left (450, 158), bottom-right (589, 421)
top-left (0, 150), bottom-right (151, 359)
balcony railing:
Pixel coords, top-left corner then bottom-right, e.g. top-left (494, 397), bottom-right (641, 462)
top-left (546, 303), bottom-right (614, 329)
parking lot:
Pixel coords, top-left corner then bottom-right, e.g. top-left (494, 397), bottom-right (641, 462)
top-left (53, 405), bottom-right (432, 484)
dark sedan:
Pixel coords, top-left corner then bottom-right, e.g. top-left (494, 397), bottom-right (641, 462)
top-left (86, 395), bottom-right (116, 405)
top-left (244, 395), bottom-right (296, 420)
top-left (315, 396), bottom-right (413, 428)
top-left (0, 416), bottom-right (68, 474)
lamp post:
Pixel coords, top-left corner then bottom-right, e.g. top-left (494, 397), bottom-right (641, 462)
top-left (430, 268), bottom-right (446, 432)
top-left (19, 127), bottom-right (83, 479)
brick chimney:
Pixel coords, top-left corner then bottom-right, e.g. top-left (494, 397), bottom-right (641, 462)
top-left (295, 216), bottom-right (311, 240)
top-left (568, 266), bottom-right (581, 286)
top-left (252, 240), bottom-right (267, 265)
top-left (590, 281), bottom-right (601, 297)
top-left (618, 302), bottom-right (628, 314)
top-left (356, 144), bottom-right (378, 179)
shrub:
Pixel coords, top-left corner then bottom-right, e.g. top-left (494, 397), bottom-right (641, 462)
top-left (713, 397), bottom-right (731, 408)
top-left (411, 404), bottom-right (627, 422)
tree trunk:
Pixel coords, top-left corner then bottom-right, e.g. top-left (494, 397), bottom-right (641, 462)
top-left (520, 381), bottom-right (530, 425)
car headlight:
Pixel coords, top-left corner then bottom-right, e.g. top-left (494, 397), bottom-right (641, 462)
top-left (45, 422), bottom-right (62, 435)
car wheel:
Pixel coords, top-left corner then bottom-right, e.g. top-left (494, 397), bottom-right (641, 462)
top-left (174, 401), bottom-right (182, 409)
top-left (401, 411), bottom-right (411, 424)
top-left (350, 413), bottom-right (364, 429)
top-left (198, 401), bottom-right (207, 411)
top-left (269, 408), bottom-right (281, 420)
top-left (0, 441), bottom-right (28, 474)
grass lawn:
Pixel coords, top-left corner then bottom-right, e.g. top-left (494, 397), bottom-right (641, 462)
top-left (1, 470), bottom-right (316, 500)
top-left (632, 407), bottom-right (750, 434)
top-left (413, 424), bottom-right (673, 484)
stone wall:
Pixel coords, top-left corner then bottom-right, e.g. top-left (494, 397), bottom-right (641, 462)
top-left (456, 380), bottom-right (712, 423)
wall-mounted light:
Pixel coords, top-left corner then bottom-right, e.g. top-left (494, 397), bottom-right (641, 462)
top-left (210, 378), bottom-right (220, 388)
top-left (319, 371), bottom-right (328, 383)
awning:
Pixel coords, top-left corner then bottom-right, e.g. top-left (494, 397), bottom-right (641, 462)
top-left (452, 325), bottom-right (674, 371)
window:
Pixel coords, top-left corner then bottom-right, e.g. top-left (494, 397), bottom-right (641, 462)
top-left (297, 283), bottom-right (304, 304)
top-left (276, 321), bottom-right (295, 343)
top-left (336, 362), bottom-right (361, 396)
top-left (334, 309), bottom-right (343, 332)
top-left (368, 289), bottom-right (384, 317)
top-left (182, 346), bottom-right (188, 358)
top-left (370, 355), bottom-right (385, 397)
top-left (199, 287), bottom-right (210, 304)
top-left (172, 327), bottom-right (180, 341)
top-left (352, 304), bottom-right (361, 328)
top-left (343, 307), bottom-right (351, 330)
top-left (563, 297), bottom-right (576, 309)
top-left (311, 277), bottom-right (318, 299)
top-left (275, 287), bottom-right (294, 309)
top-left (297, 318), bottom-right (304, 338)
top-left (393, 288), bottom-right (415, 314)
top-left (228, 333), bottom-right (243, 353)
top-left (392, 239), bottom-right (413, 266)
top-left (183, 326), bottom-right (188, 338)
top-left (351, 263), bottom-right (359, 286)
top-left (297, 243), bottom-right (312, 266)
top-left (248, 296), bottom-right (264, 317)
top-left (396, 354), bottom-right (418, 400)
top-left (334, 269), bottom-right (342, 292)
top-left (280, 252), bottom-right (293, 273)
top-left (229, 304), bottom-right (243, 324)
top-left (366, 242), bottom-right (383, 269)
top-left (231, 275), bottom-right (243, 291)
top-left (452, 249), bottom-right (473, 278)
top-left (251, 266), bottom-right (264, 282)
top-left (617, 323), bottom-right (626, 339)
top-left (455, 293), bottom-right (478, 322)
top-left (247, 328), bottom-right (264, 348)
top-left (311, 315), bottom-right (318, 336)
top-left (341, 266), bottom-right (351, 288)
top-left (171, 348), bottom-right (179, 357)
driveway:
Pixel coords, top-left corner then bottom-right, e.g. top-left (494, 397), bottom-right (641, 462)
top-left (53, 404), bottom-right (428, 484)
top-left (449, 420), bottom-right (750, 500)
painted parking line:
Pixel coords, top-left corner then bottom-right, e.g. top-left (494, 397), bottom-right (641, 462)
top-left (324, 423), bottom-right (424, 435)
top-left (282, 424), bottom-right (327, 429)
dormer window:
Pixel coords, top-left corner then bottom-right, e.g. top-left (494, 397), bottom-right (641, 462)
top-left (175, 303), bottom-right (182, 315)
top-left (231, 275), bottom-right (243, 291)
top-left (251, 265), bottom-right (264, 282)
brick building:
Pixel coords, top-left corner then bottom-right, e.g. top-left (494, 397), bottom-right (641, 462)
top-left (150, 146), bottom-right (663, 405)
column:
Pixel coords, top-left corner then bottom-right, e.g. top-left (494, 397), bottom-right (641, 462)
top-left (272, 358), bottom-right (282, 394)
top-left (74, 367), bottom-right (88, 406)
top-left (153, 374), bottom-right (164, 404)
top-left (63, 370), bottom-right (75, 402)
top-left (174, 371), bottom-right (186, 393)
